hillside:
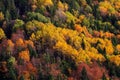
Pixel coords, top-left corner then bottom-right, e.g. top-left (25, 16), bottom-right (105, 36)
top-left (0, 0), bottom-right (120, 80)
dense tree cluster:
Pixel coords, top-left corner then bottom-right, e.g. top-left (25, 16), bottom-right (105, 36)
top-left (0, 0), bottom-right (120, 80)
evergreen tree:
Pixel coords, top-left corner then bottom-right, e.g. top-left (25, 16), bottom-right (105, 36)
top-left (102, 73), bottom-right (107, 80)
top-left (80, 67), bottom-right (89, 80)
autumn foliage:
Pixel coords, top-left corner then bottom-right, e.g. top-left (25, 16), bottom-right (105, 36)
top-left (0, 0), bottom-right (120, 80)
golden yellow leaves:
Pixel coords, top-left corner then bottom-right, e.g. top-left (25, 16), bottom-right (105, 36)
top-left (99, 6), bottom-right (108, 15)
top-left (116, 44), bottom-right (120, 52)
top-left (29, 20), bottom-right (118, 65)
top-left (0, 28), bottom-right (6, 40)
top-left (114, 0), bottom-right (120, 11)
top-left (57, 1), bottom-right (68, 11)
top-left (109, 55), bottom-right (120, 66)
top-left (0, 12), bottom-right (4, 21)
top-left (99, 1), bottom-right (116, 16)
top-left (30, 33), bottom-right (36, 41)
top-left (43, 0), bottom-right (53, 6)
top-left (53, 39), bottom-right (105, 64)
top-left (97, 38), bottom-right (114, 55)
top-left (87, 47), bottom-right (105, 62)
top-left (37, 0), bottom-right (53, 8)
top-left (78, 49), bottom-right (91, 63)
top-left (57, 1), bottom-right (64, 10)
top-left (87, 51), bottom-right (105, 62)
top-left (54, 41), bottom-right (78, 57)
top-left (54, 41), bottom-right (90, 64)
top-left (29, 0), bottom-right (53, 11)
top-left (79, 15), bottom-right (85, 23)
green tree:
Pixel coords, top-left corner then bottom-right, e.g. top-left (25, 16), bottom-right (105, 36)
top-left (80, 67), bottom-right (89, 80)
top-left (12, 19), bottom-right (24, 32)
top-left (26, 12), bottom-right (50, 23)
top-left (102, 73), bottom-right (107, 80)
top-left (5, 10), bottom-right (11, 22)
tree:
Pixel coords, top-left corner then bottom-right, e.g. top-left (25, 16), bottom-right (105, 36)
top-left (0, 28), bottom-right (6, 40)
top-left (80, 67), bottom-right (89, 80)
top-left (12, 19), bottom-right (24, 32)
top-left (102, 73), bottom-right (107, 80)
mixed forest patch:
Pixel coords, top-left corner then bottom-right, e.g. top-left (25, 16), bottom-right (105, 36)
top-left (0, 0), bottom-right (120, 80)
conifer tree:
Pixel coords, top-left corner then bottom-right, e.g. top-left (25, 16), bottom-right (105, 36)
top-left (102, 73), bottom-right (107, 80)
top-left (80, 67), bottom-right (89, 80)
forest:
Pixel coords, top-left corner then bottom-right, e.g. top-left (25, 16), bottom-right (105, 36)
top-left (0, 0), bottom-right (120, 80)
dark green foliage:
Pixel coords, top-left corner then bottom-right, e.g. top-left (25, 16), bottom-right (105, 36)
top-left (9, 68), bottom-right (17, 80)
top-left (46, 74), bottom-right (54, 80)
top-left (38, 63), bottom-right (52, 80)
top-left (3, 0), bottom-right (16, 11)
top-left (97, 47), bottom-right (106, 55)
top-left (115, 21), bottom-right (120, 30)
top-left (57, 74), bottom-right (63, 80)
top-left (0, 1), bottom-right (5, 12)
top-left (28, 45), bottom-right (37, 58)
top-left (60, 58), bottom-right (76, 76)
top-left (0, 50), bottom-right (10, 61)
top-left (82, 17), bottom-right (90, 27)
top-left (102, 73), bottom-right (107, 80)
top-left (111, 37), bottom-right (118, 46)
top-left (103, 59), bottom-right (120, 78)
top-left (60, 60), bottom-right (70, 76)
top-left (30, 74), bottom-right (36, 80)
top-left (84, 5), bottom-right (92, 13)
top-left (5, 10), bottom-right (11, 22)
top-left (19, 75), bottom-right (24, 80)
top-left (81, 39), bottom-right (85, 50)
top-left (80, 67), bottom-right (89, 80)
top-left (3, 0), bottom-right (19, 20)
top-left (10, 8), bottom-right (19, 19)
top-left (68, 21), bottom-right (74, 29)
top-left (14, 0), bottom-right (29, 15)
top-left (46, 5), bottom-right (57, 17)
top-left (86, 0), bottom-right (92, 5)
top-left (71, 1), bottom-right (80, 11)
top-left (43, 53), bottom-right (51, 63)
top-left (0, 72), bottom-right (9, 80)
top-left (38, 71), bottom-right (44, 80)
top-left (38, 70), bottom-right (54, 80)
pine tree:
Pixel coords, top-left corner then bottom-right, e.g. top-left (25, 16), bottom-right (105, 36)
top-left (80, 67), bottom-right (89, 80)
top-left (5, 10), bottom-right (11, 22)
top-left (9, 68), bottom-right (17, 80)
top-left (102, 73), bottom-right (107, 80)
top-left (81, 39), bottom-right (85, 50)
top-left (10, 0), bottom-right (16, 10)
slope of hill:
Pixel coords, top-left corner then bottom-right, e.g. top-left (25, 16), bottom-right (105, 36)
top-left (0, 0), bottom-right (120, 80)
